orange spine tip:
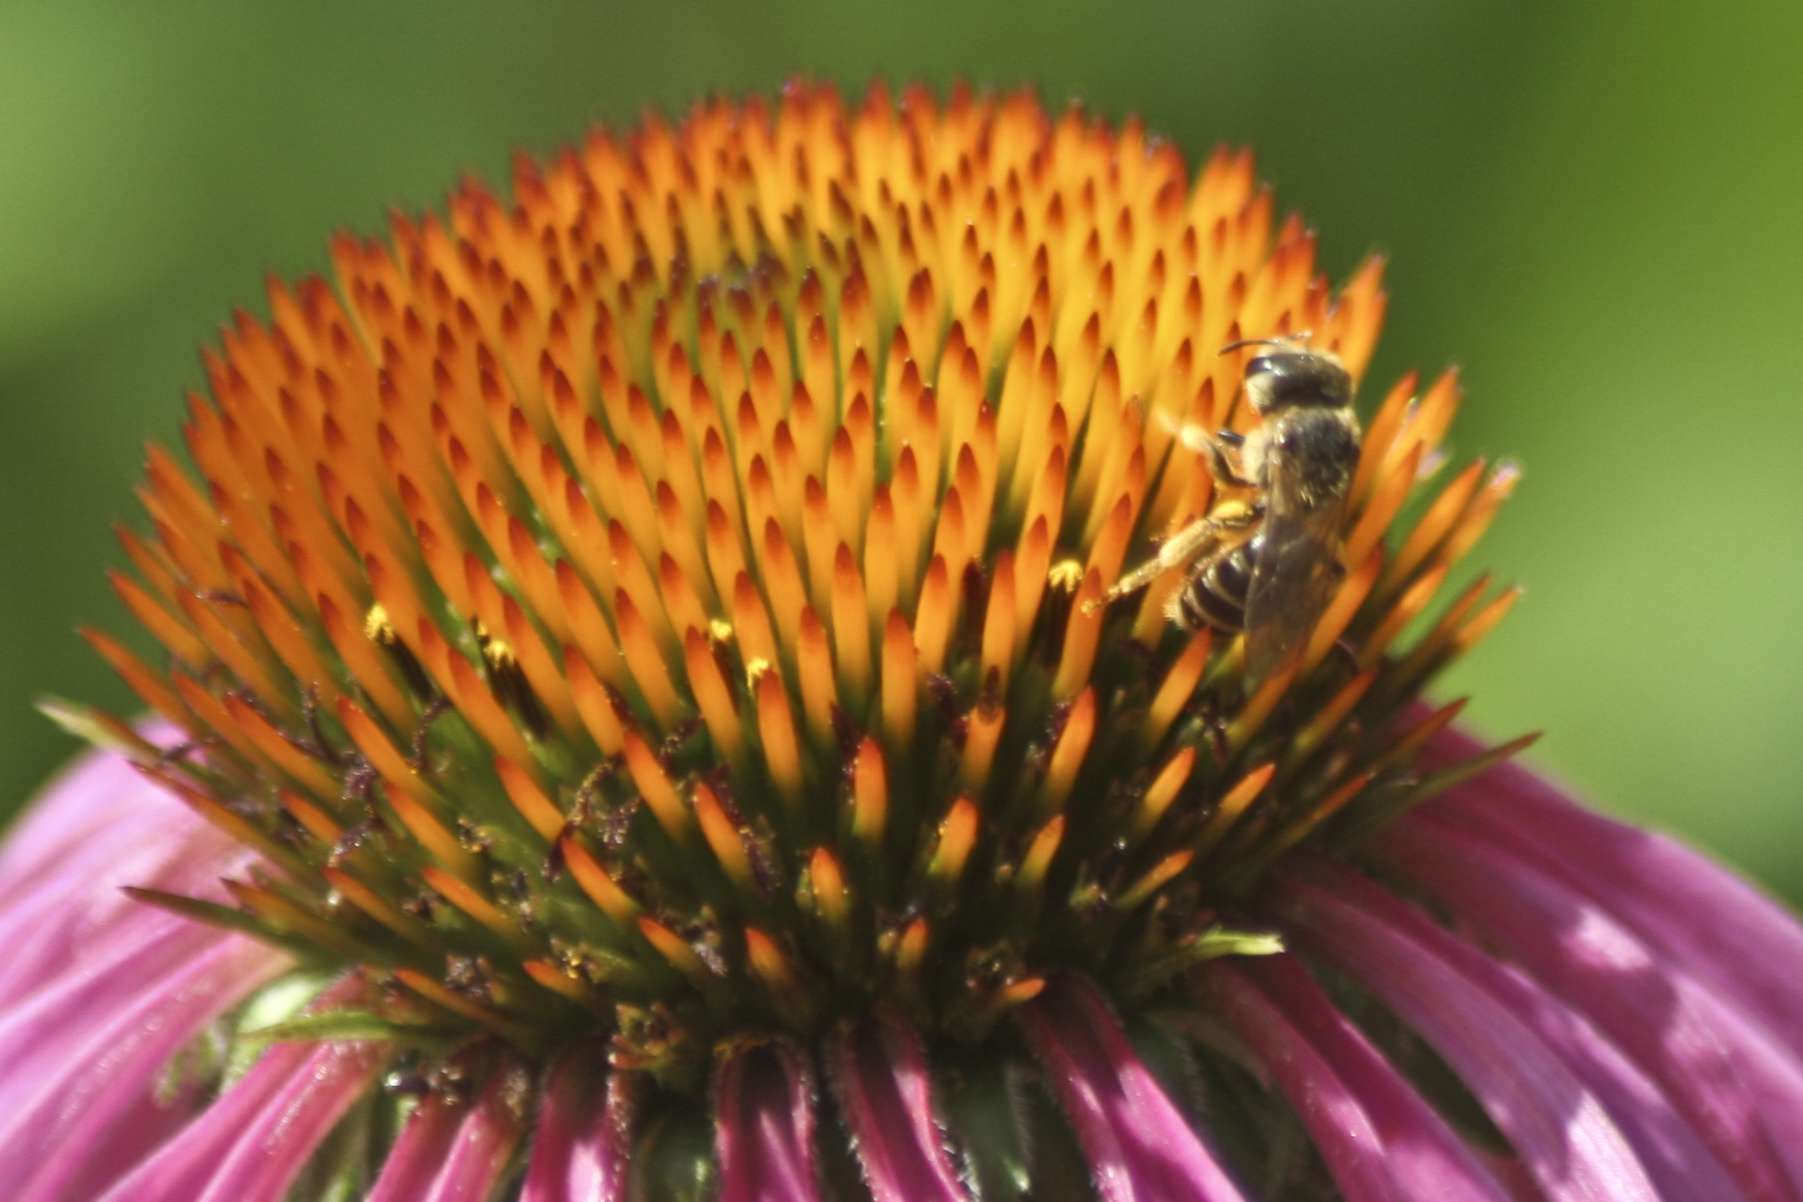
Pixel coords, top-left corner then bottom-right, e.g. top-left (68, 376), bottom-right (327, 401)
top-left (1226, 659), bottom-right (1299, 753)
top-left (1134, 745), bottom-right (1198, 839)
top-left (979, 551), bottom-right (1017, 691)
top-left (439, 630), bottom-right (535, 767)
top-left (759, 518), bottom-right (810, 657)
top-left (1039, 687), bottom-right (1097, 815)
top-left (564, 646), bottom-right (626, 756)
top-left (1052, 570), bottom-right (1104, 699)
top-left (683, 627), bottom-right (745, 762)
top-left (1018, 814), bottom-right (1067, 894)
top-left (830, 543), bottom-right (872, 700)
top-left (385, 785), bottom-right (478, 877)
top-left (1117, 849), bottom-right (1194, 911)
top-left (495, 755), bottom-right (565, 842)
top-left (1345, 441), bottom-right (1423, 569)
top-left (753, 667), bottom-right (805, 807)
top-left (1291, 668), bottom-right (1379, 761)
top-left (556, 560), bottom-right (625, 686)
top-left (743, 926), bottom-right (805, 1004)
top-left (83, 629), bottom-right (186, 723)
top-left (1454, 585), bottom-right (1522, 655)
top-left (894, 915), bottom-right (930, 975)
top-left (879, 609), bottom-right (918, 749)
top-left (523, 959), bottom-right (597, 1005)
top-left (622, 732), bottom-right (692, 843)
top-left (863, 490), bottom-right (900, 634)
top-left (1362, 563), bottom-right (1448, 664)
top-left (794, 606), bottom-right (839, 747)
top-left (561, 834), bottom-right (640, 928)
top-left (850, 737), bottom-right (888, 847)
top-left (912, 555), bottom-right (956, 678)
top-left (323, 866), bottom-right (430, 943)
top-left (422, 866), bottom-right (524, 943)
top-left (1439, 462), bottom-right (1522, 570)
top-left (958, 702), bottom-right (1005, 796)
top-left (393, 968), bottom-right (527, 1043)
top-left (1196, 761), bottom-right (1278, 857)
top-left (614, 590), bottom-right (684, 729)
top-left (222, 692), bottom-right (339, 800)
top-left (1144, 630), bottom-right (1213, 748)
top-left (808, 847), bottom-right (849, 929)
top-left (1382, 458), bottom-right (1488, 594)
top-left (1303, 547), bottom-right (1383, 672)
top-left (634, 922), bottom-right (710, 987)
top-left (281, 790), bottom-right (341, 843)
top-left (110, 570), bottom-right (208, 666)
top-left (1268, 770), bottom-right (1377, 859)
top-left (694, 780), bottom-right (756, 894)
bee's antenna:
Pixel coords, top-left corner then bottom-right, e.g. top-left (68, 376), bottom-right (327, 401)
top-left (1217, 330), bottom-right (1314, 356)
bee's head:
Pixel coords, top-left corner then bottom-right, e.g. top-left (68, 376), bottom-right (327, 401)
top-left (1241, 348), bottom-right (1352, 416)
top-left (1262, 407), bottom-right (1361, 510)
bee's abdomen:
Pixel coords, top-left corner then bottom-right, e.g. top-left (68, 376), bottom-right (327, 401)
top-left (1177, 542), bottom-right (1255, 633)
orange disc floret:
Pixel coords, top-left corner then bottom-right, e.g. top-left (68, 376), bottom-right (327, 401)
top-left (89, 81), bottom-right (1519, 1070)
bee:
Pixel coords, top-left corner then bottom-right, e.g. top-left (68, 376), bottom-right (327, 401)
top-left (1106, 337), bottom-right (1362, 682)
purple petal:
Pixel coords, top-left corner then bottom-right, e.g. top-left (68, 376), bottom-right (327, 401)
top-left (716, 1040), bottom-right (821, 1202)
top-left (1205, 962), bottom-right (1400, 1202)
top-left (423, 1065), bottom-right (529, 1202)
top-left (0, 720), bottom-right (185, 891)
top-left (0, 747), bottom-right (248, 1012)
top-left (187, 1038), bottom-right (386, 1202)
top-left (1018, 977), bottom-right (1249, 1202)
top-left (93, 1038), bottom-right (318, 1202)
top-left (0, 917), bottom-right (224, 1109)
top-left (1379, 812), bottom-right (1803, 1202)
top-left (1274, 862), bottom-right (1670, 1202)
top-left (6, 937), bottom-right (284, 1202)
top-left (365, 1095), bottom-right (464, 1202)
top-left (521, 1048), bottom-right (634, 1202)
top-left (1421, 725), bottom-right (1803, 1054)
top-left (828, 1012), bottom-right (972, 1202)
top-left (1221, 956), bottom-right (1514, 1202)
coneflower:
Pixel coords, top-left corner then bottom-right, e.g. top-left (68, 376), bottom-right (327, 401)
top-left (6, 81), bottom-right (1800, 1201)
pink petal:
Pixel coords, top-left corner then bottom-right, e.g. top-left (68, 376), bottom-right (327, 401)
top-left (0, 720), bottom-right (185, 890)
top-left (1244, 955), bottom-right (1514, 1202)
top-left (0, 739), bottom-right (247, 1012)
top-left (1421, 725), bottom-right (1803, 1054)
top-left (1206, 962), bottom-right (1399, 1202)
top-left (1018, 977), bottom-right (1249, 1202)
top-left (521, 1048), bottom-right (634, 1202)
top-left (1274, 862), bottom-right (1669, 1202)
top-left (188, 1039), bottom-right (387, 1202)
top-left (828, 1012), bottom-right (971, 1202)
top-left (364, 1093), bottom-right (465, 1202)
top-left (93, 1039), bottom-right (320, 1202)
top-left (715, 1040), bottom-right (821, 1202)
top-left (370, 1063), bottom-right (528, 1202)
top-left (7, 936), bottom-right (284, 1202)
top-left (1380, 811), bottom-right (1803, 1202)
top-left (93, 972), bottom-right (385, 1202)
top-left (0, 917), bottom-right (224, 1109)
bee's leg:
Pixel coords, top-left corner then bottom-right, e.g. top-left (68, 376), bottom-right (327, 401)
top-left (1203, 430), bottom-right (1256, 487)
top-left (1103, 516), bottom-right (1224, 602)
top-left (1168, 418), bottom-right (1255, 487)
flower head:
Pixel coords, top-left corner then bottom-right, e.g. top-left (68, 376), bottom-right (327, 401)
top-left (8, 81), bottom-right (1803, 1201)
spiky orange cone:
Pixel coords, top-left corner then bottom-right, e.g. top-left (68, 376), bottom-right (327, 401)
top-left (5, 82), bottom-right (1801, 1202)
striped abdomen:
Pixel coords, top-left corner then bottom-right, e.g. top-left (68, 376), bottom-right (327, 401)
top-left (1173, 536), bottom-right (1259, 633)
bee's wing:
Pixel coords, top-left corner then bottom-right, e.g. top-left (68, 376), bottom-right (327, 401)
top-left (1243, 474), bottom-right (1345, 684)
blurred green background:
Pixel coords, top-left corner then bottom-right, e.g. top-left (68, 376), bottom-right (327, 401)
top-left (3, 3), bottom-right (1799, 899)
